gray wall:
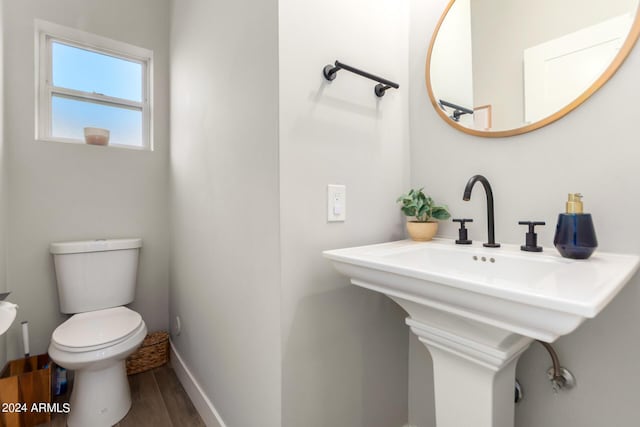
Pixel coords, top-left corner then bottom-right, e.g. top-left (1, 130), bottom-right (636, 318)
top-left (169, 0), bottom-right (412, 425)
top-left (278, 0), bottom-right (411, 425)
top-left (2, 0), bottom-right (170, 360)
top-left (0, 0), bottom-right (6, 367)
top-left (410, 0), bottom-right (640, 426)
top-left (169, 0), bottom-right (282, 426)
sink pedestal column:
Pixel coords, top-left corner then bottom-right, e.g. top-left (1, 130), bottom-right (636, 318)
top-left (400, 304), bottom-right (532, 427)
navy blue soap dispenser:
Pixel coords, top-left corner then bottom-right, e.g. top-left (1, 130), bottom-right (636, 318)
top-left (553, 193), bottom-right (598, 259)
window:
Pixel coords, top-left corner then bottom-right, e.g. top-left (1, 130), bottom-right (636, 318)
top-left (36, 20), bottom-right (153, 150)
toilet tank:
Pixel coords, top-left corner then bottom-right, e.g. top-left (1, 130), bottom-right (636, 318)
top-left (50, 238), bottom-right (142, 314)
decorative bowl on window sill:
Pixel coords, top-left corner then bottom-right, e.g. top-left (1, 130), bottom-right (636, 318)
top-left (84, 127), bottom-right (110, 146)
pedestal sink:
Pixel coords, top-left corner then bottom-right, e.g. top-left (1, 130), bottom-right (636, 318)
top-left (323, 239), bottom-right (639, 427)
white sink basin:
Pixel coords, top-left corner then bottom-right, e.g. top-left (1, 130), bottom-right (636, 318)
top-left (324, 238), bottom-right (639, 342)
top-left (324, 239), bottom-right (639, 427)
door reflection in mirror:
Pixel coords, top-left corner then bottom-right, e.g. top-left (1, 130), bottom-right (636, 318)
top-left (427, 0), bottom-right (640, 136)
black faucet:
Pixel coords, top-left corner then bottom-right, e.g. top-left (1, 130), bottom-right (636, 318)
top-left (462, 175), bottom-right (500, 248)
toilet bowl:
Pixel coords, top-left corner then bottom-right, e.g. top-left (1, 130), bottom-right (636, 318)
top-left (48, 238), bottom-right (145, 426)
top-left (48, 306), bottom-right (147, 427)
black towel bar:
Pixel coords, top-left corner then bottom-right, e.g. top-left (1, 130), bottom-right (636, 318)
top-left (322, 60), bottom-right (399, 98)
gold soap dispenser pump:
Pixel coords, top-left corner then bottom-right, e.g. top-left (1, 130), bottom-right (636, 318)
top-left (566, 193), bottom-right (583, 214)
top-left (553, 193), bottom-right (598, 259)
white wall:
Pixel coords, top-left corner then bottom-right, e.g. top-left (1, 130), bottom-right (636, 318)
top-left (278, 0), bottom-right (411, 425)
top-left (169, 0), bottom-right (281, 426)
top-left (410, 1), bottom-right (640, 426)
top-left (2, 0), bottom-right (170, 360)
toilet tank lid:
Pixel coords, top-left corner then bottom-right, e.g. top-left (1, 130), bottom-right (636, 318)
top-left (50, 238), bottom-right (142, 254)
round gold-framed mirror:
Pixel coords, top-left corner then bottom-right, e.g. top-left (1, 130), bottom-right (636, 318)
top-left (426, 0), bottom-right (640, 137)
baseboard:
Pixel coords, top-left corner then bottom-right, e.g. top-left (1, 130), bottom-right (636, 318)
top-left (170, 341), bottom-right (227, 427)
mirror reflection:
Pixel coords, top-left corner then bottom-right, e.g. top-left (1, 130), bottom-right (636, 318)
top-left (428, 0), bottom-right (640, 134)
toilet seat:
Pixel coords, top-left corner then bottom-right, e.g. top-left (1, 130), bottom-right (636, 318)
top-left (52, 306), bottom-right (143, 353)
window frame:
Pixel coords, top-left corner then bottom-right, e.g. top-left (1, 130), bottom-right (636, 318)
top-left (35, 20), bottom-right (154, 151)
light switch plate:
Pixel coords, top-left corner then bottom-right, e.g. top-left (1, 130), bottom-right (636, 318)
top-left (328, 184), bottom-right (346, 222)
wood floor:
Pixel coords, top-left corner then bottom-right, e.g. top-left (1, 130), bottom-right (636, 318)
top-left (43, 365), bottom-right (205, 427)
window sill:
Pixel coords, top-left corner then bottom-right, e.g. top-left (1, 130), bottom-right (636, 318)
top-left (36, 136), bottom-right (153, 152)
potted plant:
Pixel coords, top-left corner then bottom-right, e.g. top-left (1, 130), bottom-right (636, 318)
top-left (397, 188), bottom-right (451, 241)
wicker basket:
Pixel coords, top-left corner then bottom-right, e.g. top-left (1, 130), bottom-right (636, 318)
top-left (126, 331), bottom-right (170, 375)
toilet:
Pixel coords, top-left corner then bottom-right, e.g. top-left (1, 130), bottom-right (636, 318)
top-left (48, 238), bottom-right (147, 427)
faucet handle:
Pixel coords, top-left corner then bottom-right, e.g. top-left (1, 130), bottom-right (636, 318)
top-left (453, 218), bottom-right (473, 224)
top-left (452, 218), bottom-right (473, 244)
top-left (518, 221), bottom-right (546, 252)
